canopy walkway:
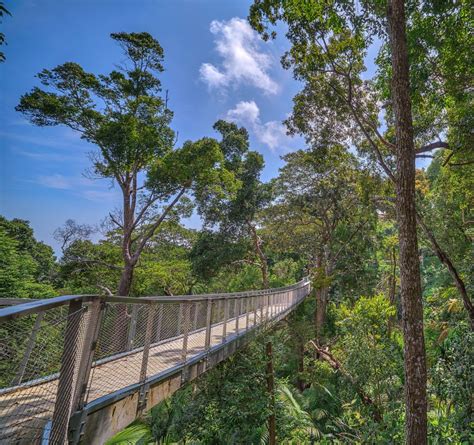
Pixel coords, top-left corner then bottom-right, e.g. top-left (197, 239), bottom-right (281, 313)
top-left (0, 279), bottom-right (311, 444)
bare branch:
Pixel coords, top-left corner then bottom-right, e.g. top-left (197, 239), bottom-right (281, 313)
top-left (415, 141), bottom-right (449, 154)
top-left (132, 187), bottom-right (187, 262)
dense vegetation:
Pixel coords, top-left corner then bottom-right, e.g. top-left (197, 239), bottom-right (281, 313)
top-left (2, 0), bottom-right (472, 443)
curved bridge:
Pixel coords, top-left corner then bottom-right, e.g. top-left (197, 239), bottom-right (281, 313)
top-left (0, 279), bottom-right (311, 444)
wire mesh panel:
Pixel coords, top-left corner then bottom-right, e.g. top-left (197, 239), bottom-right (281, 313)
top-left (0, 302), bottom-right (89, 443)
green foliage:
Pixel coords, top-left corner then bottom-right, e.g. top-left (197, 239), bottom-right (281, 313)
top-left (189, 231), bottom-right (250, 281)
top-left (150, 342), bottom-right (270, 444)
top-left (430, 325), bottom-right (474, 443)
top-left (336, 295), bottom-right (404, 409)
top-left (104, 422), bottom-right (155, 445)
top-left (0, 1), bottom-right (11, 62)
top-left (0, 217), bottom-right (56, 298)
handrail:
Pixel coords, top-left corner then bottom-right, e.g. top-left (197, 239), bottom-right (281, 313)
top-left (0, 278), bottom-right (310, 321)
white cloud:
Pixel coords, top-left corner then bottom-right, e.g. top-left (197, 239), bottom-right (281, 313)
top-left (226, 100), bottom-right (260, 123)
top-left (226, 100), bottom-right (291, 151)
top-left (200, 17), bottom-right (278, 95)
top-left (37, 174), bottom-right (73, 190)
top-left (16, 148), bottom-right (83, 163)
top-left (35, 174), bottom-right (120, 202)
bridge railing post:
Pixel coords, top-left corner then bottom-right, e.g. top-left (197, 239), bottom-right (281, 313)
top-left (127, 304), bottom-right (138, 351)
top-left (204, 298), bottom-right (213, 351)
top-left (245, 295), bottom-right (250, 331)
top-left (155, 303), bottom-right (163, 342)
top-left (235, 298), bottom-right (240, 335)
top-left (68, 297), bottom-right (106, 445)
top-left (177, 303), bottom-right (183, 337)
top-left (50, 299), bottom-right (84, 445)
top-left (139, 303), bottom-right (157, 382)
top-left (181, 303), bottom-right (191, 363)
top-left (222, 298), bottom-right (229, 343)
top-left (72, 297), bottom-right (104, 411)
top-left (136, 303), bottom-right (158, 415)
top-left (253, 296), bottom-right (258, 326)
top-left (193, 301), bottom-right (199, 331)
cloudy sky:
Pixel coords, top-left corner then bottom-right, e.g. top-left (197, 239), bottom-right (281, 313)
top-left (0, 0), bottom-right (381, 255)
top-left (0, 0), bottom-right (308, 253)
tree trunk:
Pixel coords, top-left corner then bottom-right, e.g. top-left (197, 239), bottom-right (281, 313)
top-left (315, 286), bottom-right (328, 342)
top-left (118, 262), bottom-right (134, 296)
top-left (266, 341), bottom-right (276, 445)
top-left (387, 1), bottom-right (428, 443)
top-left (248, 222), bottom-right (269, 288)
top-left (113, 262), bottom-right (135, 351)
top-left (388, 246), bottom-right (398, 333)
top-left (416, 212), bottom-right (474, 330)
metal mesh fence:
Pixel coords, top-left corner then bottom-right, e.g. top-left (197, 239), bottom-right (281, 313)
top-left (0, 303), bottom-right (89, 444)
top-left (0, 279), bottom-right (311, 443)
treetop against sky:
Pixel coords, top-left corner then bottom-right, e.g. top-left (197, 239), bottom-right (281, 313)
top-left (2, 0), bottom-right (382, 255)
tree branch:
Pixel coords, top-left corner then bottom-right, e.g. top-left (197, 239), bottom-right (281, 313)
top-left (132, 187), bottom-right (187, 262)
top-left (415, 141), bottom-right (449, 154)
top-left (308, 341), bottom-right (382, 422)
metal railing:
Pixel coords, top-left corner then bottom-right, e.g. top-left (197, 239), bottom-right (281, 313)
top-left (0, 278), bottom-right (311, 444)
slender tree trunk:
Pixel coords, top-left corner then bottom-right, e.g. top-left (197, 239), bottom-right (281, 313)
top-left (118, 261), bottom-right (134, 296)
top-left (387, 1), bottom-right (428, 443)
top-left (388, 246), bottom-right (398, 333)
top-left (314, 258), bottom-right (331, 342)
top-left (389, 246), bottom-right (397, 306)
top-left (309, 341), bottom-right (383, 423)
top-left (416, 213), bottom-right (474, 330)
top-left (315, 286), bottom-right (328, 342)
top-left (248, 222), bottom-right (269, 288)
top-left (266, 341), bottom-right (276, 445)
top-left (113, 262), bottom-right (135, 352)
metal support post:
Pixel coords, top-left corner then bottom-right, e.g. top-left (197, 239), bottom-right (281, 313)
top-left (50, 299), bottom-right (83, 445)
top-left (193, 302), bottom-right (199, 331)
top-left (204, 299), bottom-right (213, 351)
top-left (181, 303), bottom-right (190, 363)
top-left (222, 298), bottom-right (229, 343)
top-left (245, 296), bottom-right (250, 331)
top-left (234, 298), bottom-right (239, 335)
top-left (253, 296), bottom-right (258, 326)
top-left (155, 304), bottom-right (163, 342)
top-left (137, 303), bottom-right (158, 415)
top-left (127, 304), bottom-right (138, 351)
top-left (72, 297), bottom-right (104, 412)
top-left (177, 303), bottom-right (183, 336)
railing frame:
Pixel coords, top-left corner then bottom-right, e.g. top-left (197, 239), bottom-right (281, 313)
top-left (0, 278), bottom-right (311, 445)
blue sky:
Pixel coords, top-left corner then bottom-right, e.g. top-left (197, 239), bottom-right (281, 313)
top-left (0, 0), bottom-right (386, 256)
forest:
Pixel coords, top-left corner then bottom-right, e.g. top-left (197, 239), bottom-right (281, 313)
top-left (1, 0), bottom-right (472, 444)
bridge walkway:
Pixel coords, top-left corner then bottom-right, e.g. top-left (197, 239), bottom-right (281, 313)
top-left (0, 279), bottom-right (311, 444)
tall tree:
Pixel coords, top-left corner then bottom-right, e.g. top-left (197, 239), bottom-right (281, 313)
top-left (264, 145), bottom-right (375, 339)
top-left (195, 121), bottom-right (272, 288)
top-left (17, 32), bottom-right (235, 297)
top-left (249, 1), bottom-right (431, 441)
top-left (386, 2), bottom-right (427, 440)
